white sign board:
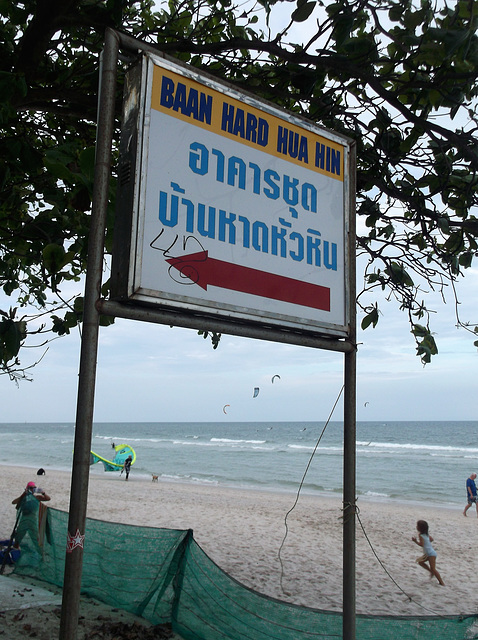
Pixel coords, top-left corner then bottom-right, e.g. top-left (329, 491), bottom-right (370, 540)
top-left (122, 54), bottom-right (352, 338)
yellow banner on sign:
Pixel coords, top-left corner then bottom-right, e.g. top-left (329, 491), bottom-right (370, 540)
top-left (150, 65), bottom-right (344, 181)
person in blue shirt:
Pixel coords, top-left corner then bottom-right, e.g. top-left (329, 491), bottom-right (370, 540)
top-left (463, 472), bottom-right (478, 517)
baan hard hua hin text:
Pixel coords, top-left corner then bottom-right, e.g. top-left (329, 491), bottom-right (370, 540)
top-left (156, 73), bottom-right (342, 176)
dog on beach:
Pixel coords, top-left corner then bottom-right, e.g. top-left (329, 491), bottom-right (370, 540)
top-left (151, 474), bottom-right (159, 482)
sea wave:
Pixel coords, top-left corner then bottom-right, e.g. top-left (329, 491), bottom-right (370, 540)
top-left (210, 438), bottom-right (266, 444)
top-left (2, 421), bottom-right (477, 507)
top-left (287, 444), bottom-right (342, 452)
top-left (361, 490), bottom-right (389, 499)
top-left (357, 441), bottom-right (478, 453)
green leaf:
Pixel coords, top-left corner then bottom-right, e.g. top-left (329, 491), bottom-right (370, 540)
top-left (0, 318), bottom-right (25, 362)
top-left (415, 333), bottom-right (438, 364)
top-left (42, 243), bottom-right (66, 274)
top-left (459, 252), bottom-right (473, 268)
top-left (387, 262), bottom-right (414, 287)
top-left (442, 231), bottom-right (464, 254)
top-left (411, 324), bottom-right (428, 338)
top-left (361, 307), bottom-right (379, 330)
top-left (291, 1), bottom-right (316, 22)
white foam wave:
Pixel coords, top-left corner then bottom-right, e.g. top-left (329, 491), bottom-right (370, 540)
top-left (210, 438), bottom-right (266, 444)
top-left (357, 441), bottom-right (478, 453)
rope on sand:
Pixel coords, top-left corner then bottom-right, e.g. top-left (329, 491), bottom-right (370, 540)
top-left (278, 384), bottom-right (344, 593)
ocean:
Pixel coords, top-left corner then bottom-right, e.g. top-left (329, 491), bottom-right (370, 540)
top-left (1, 421), bottom-right (476, 507)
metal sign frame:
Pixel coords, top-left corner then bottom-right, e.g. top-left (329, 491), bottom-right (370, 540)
top-left (59, 29), bottom-right (357, 640)
top-left (110, 51), bottom-right (355, 344)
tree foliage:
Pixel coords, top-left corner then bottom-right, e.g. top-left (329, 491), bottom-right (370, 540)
top-left (1, 0), bottom-right (477, 378)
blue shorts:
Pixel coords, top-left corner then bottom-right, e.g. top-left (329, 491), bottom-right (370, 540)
top-left (468, 497), bottom-right (477, 504)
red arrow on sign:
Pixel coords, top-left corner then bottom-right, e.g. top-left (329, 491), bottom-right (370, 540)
top-left (166, 251), bottom-right (330, 312)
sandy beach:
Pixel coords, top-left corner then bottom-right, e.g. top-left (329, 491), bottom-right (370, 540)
top-left (1, 465), bottom-right (478, 638)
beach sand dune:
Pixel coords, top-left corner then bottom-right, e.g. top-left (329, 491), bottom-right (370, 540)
top-left (1, 465), bottom-right (477, 638)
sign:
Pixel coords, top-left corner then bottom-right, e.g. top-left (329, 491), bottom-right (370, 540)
top-left (112, 54), bottom-right (354, 339)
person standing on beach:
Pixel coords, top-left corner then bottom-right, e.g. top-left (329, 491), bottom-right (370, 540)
top-left (11, 482), bottom-right (51, 547)
top-left (12, 482), bottom-right (51, 508)
top-left (122, 455), bottom-right (133, 481)
top-left (463, 473), bottom-right (478, 517)
top-left (412, 520), bottom-right (445, 586)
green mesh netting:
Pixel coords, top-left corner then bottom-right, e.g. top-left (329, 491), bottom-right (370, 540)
top-left (12, 505), bottom-right (478, 640)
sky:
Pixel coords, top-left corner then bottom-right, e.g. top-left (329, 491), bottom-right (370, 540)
top-left (1, 2), bottom-right (477, 425)
top-left (1, 260), bottom-right (476, 424)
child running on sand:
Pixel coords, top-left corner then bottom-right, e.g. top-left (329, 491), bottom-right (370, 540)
top-left (412, 520), bottom-right (445, 586)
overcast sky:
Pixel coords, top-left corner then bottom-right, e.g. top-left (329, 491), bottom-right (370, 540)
top-left (1, 261), bottom-right (476, 424)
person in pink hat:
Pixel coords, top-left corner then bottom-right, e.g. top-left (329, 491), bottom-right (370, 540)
top-left (10, 482), bottom-right (51, 549)
top-left (12, 482), bottom-right (50, 507)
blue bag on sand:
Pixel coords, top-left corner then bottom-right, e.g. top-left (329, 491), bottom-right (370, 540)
top-left (0, 539), bottom-right (21, 564)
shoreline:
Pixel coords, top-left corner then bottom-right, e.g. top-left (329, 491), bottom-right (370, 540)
top-left (2, 465), bottom-right (477, 619)
top-left (1, 461), bottom-right (461, 511)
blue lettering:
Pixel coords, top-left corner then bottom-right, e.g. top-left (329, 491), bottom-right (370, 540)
top-left (283, 175), bottom-right (299, 206)
top-left (331, 149), bottom-right (341, 176)
top-left (264, 169), bottom-right (280, 200)
top-left (221, 103), bottom-right (269, 146)
top-left (232, 108), bottom-right (245, 138)
top-left (212, 148), bottom-right (225, 183)
top-left (277, 126), bottom-right (288, 155)
top-left (182, 198), bottom-right (194, 232)
top-left (289, 232), bottom-right (304, 261)
top-left (239, 216), bottom-right (250, 248)
top-left (298, 136), bottom-right (308, 163)
top-left (185, 88), bottom-right (199, 119)
top-left (218, 210), bottom-right (236, 243)
top-left (173, 82), bottom-right (187, 114)
top-left (277, 127), bottom-right (308, 163)
top-left (315, 143), bottom-right (326, 170)
top-left (324, 241), bottom-right (337, 270)
top-left (257, 119), bottom-right (269, 147)
top-left (189, 142), bottom-right (208, 175)
top-left (307, 230), bottom-right (321, 266)
top-left (315, 143), bottom-right (341, 175)
top-left (288, 131), bottom-right (299, 159)
top-left (228, 156), bottom-right (246, 190)
top-left (302, 183), bottom-right (317, 213)
top-left (221, 103), bottom-right (235, 133)
top-left (188, 142), bottom-right (331, 217)
top-left (159, 191), bottom-right (178, 227)
top-left (252, 221), bottom-right (268, 253)
top-left (249, 162), bottom-right (261, 194)
top-left (160, 77), bottom-right (175, 108)
top-left (246, 113), bottom-right (258, 143)
top-left (159, 76), bottom-right (212, 123)
top-left (157, 184), bottom-right (335, 273)
top-left (198, 204), bottom-right (216, 238)
top-left (271, 225), bottom-right (287, 257)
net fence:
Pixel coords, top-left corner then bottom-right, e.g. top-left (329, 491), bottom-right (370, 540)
top-left (10, 501), bottom-right (478, 640)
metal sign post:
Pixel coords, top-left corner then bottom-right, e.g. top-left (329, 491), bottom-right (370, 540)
top-left (58, 28), bottom-right (119, 640)
top-left (343, 148), bottom-right (357, 639)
